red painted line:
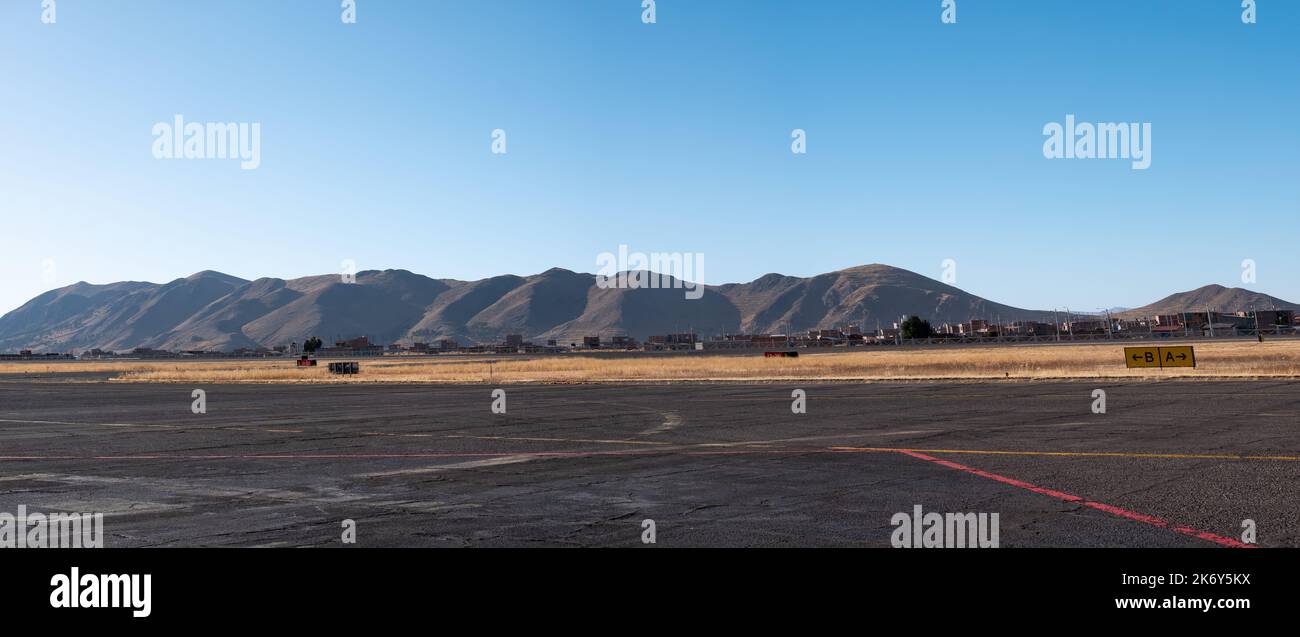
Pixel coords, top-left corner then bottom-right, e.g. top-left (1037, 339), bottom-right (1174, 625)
top-left (897, 450), bottom-right (1254, 549)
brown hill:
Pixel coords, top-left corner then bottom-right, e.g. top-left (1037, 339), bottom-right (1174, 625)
top-left (1118, 284), bottom-right (1299, 317)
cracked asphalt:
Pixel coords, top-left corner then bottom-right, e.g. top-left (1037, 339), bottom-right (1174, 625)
top-left (1, 374), bottom-right (1297, 547)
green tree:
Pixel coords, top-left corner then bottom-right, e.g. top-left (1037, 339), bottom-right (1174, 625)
top-left (303, 337), bottom-right (323, 353)
top-left (900, 316), bottom-right (933, 339)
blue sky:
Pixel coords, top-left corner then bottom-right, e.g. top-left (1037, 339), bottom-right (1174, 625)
top-left (1, 0), bottom-right (1296, 315)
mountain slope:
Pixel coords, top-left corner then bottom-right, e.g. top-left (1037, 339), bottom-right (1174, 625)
top-left (539, 273), bottom-right (741, 344)
top-left (155, 277), bottom-right (304, 352)
top-left (242, 270), bottom-right (451, 347)
top-left (717, 264), bottom-right (1055, 332)
top-left (461, 268), bottom-right (593, 342)
top-left (0, 272), bottom-right (246, 352)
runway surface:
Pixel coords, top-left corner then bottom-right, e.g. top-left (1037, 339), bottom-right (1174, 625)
top-left (1, 373), bottom-right (1297, 547)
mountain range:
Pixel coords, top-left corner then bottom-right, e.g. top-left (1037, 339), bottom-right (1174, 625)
top-left (0, 265), bottom-right (1295, 353)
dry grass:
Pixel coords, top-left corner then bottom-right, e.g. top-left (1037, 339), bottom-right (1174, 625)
top-left (4, 340), bottom-right (1300, 384)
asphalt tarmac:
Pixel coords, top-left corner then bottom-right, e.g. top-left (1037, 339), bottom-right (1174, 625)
top-left (1, 374), bottom-right (1296, 547)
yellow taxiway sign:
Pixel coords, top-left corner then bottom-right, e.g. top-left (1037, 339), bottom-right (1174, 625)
top-left (1124, 346), bottom-right (1195, 369)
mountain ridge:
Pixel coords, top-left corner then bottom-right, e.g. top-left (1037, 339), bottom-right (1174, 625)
top-left (2, 266), bottom-right (1294, 352)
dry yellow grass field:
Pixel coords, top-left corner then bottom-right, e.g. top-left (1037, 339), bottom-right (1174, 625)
top-left (4, 340), bottom-right (1300, 383)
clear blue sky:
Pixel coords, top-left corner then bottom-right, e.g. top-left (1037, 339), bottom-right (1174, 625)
top-left (1, 0), bottom-right (1296, 315)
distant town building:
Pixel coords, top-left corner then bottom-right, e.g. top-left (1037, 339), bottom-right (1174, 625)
top-left (318, 336), bottom-right (384, 357)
